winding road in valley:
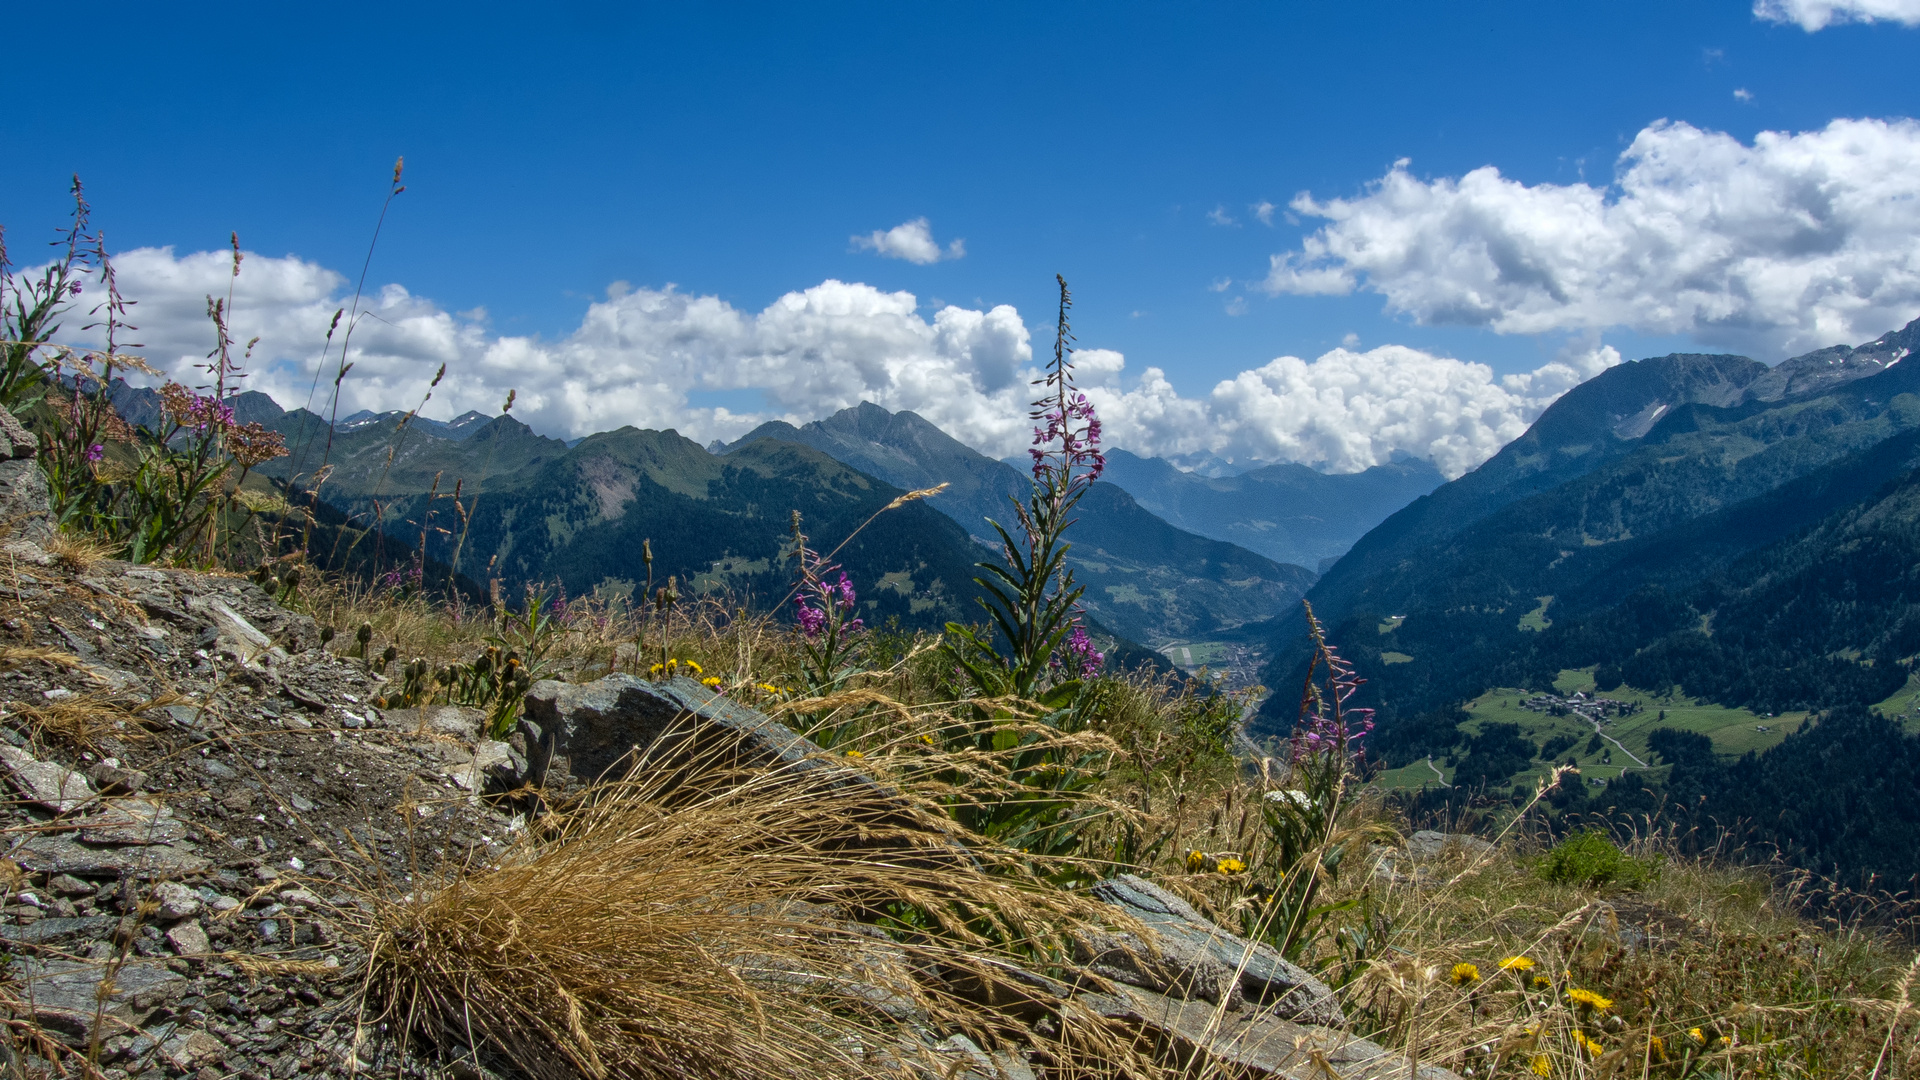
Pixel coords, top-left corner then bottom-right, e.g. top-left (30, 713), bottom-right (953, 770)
top-left (1588, 718), bottom-right (1650, 769)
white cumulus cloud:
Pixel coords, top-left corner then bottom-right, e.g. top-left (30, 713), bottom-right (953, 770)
top-left (1086, 340), bottom-right (1621, 478)
top-left (61, 245), bottom-right (1637, 480)
top-left (850, 217), bottom-right (964, 264)
top-left (1755, 0), bottom-right (1920, 29)
top-left (1259, 118), bottom-right (1920, 356)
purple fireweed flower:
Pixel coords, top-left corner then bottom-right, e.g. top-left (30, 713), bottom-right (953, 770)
top-left (1065, 622), bottom-right (1103, 677)
top-left (1048, 619), bottom-right (1104, 678)
top-left (181, 394), bottom-right (236, 432)
top-left (794, 600), bottom-right (827, 639)
top-left (84, 444), bottom-right (104, 463)
top-left (1289, 617), bottom-right (1375, 766)
top-left (834, 572), bottom-right (856, 609)
top-left (1030, 391), bottom-right (1105, 490)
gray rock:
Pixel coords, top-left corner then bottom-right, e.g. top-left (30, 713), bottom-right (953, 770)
top-left (188, 594), bottom-right (278, 667)
top-left (0, 744), bottom-right (95, 813)
top-left (164, 920), bottom-right (211, 956)
top-left (932, 1033), bottom-right (1036, 1080)
top-left (1405, 831), bottom-right (1494, 860)
top-left (1087, 875), bottom-right (1343, 1026)
top-left (0, 915), bottom-right (118, 945)
top-left (0, 409), bottom-right (52, 544)
top-left (46, 873), bottom-right (92, 897)
top-left (10, 833), bottom-right (209, 878)
top-left (85, 759), bottom-right (147, 794)
top-left (523, 674), bottom-right (860, 788)
top-left (152, 881), bottom-right (202, 920)
top-left (418, 704), bottom-right (485, 740)
top-left (74, 797), bottom-right (187, 846)
top-left (158, 1028), bottom-right (226, 1070)
top-left (9, 957), bottom-right (186, 1044)
top-left (1080, 982), bottom-right (1460, 1080)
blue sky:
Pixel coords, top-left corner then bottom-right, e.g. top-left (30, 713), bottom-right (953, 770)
top-left (5, 1), bottom-right (1919, 472)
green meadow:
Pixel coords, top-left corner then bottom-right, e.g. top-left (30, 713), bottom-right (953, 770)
top-left (1371, 667), bottom-right (1818, 792)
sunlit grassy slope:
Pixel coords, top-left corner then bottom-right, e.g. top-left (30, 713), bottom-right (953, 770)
top-left (1373, 667), bottom-right (1814, 792)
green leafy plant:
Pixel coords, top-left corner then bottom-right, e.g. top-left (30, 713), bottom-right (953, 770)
top-left (1537, 828), bottom-right (1662, 889)
top-left (10, 194), bottom-right (288, 565)
top-left (0, 178), bottom-right (96, 413)
top-left (942, 275), bottom-right (1105, 704)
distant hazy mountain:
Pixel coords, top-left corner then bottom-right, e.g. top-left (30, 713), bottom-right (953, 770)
top-left (725, 403), bottom-right (1317, 645)
top-left (1098, 450), bottom-right (1443, 571)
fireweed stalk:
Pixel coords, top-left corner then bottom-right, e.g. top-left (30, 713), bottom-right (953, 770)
top-left (788, 512), bottom-right (867, 696)
top-left (945, 275), bottom-right (1106, 701)
top-left (1238, 602), bottom-right (1383, 963)
top-left (19, 205), bottom-right (288, 563)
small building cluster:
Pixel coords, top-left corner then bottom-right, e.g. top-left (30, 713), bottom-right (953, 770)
top-left (1517, 691), bottom-right (1641, 724)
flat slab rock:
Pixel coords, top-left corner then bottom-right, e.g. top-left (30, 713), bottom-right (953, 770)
top-left (1085, 874), bottom-right (1344, 1027)
top-left (524, 673), bottom-right (869, 787)
top-left (0, 744), bottom-right (94, 814)
top-left (10, 957), bottom-right (187, 1043)
top-left (1405, 831), bottom-right (1495, 860)
top-left (7, 832), bottom-right (210, 878)
top-left (1081, 982), bottom-right (1461, 1080)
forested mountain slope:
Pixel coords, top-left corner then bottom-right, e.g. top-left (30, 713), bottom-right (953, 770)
top-left (236, 406), bottom-right (989, 631)
top-left (1253, 317), bottom-right (1920, 745)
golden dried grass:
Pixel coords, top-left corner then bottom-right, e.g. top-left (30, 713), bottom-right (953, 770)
top-left (3, 690), bottom-right (161, 751)
top-left (360, 745), bottom-right (1170, 1080)
top-left (41, 530), bottom-right (115, 573)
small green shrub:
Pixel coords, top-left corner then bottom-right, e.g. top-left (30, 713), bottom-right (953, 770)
top-left (1537, 828), bottom-right (1662, 889)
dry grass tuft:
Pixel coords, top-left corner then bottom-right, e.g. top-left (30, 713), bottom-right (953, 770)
top-left (360, 747), bottom-right (1168, 1080)
top-left (41, 530), bottom-right (116, 573)
top-left (3, 691), bottom-right (161, 750)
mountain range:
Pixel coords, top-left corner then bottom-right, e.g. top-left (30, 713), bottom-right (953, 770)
top-left (722, 403), bottom-right (1317, 646)
top-left (110, 391), bottom-right (1366, 651)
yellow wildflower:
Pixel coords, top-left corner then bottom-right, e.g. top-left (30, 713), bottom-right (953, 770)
top-left (1215, 857), bottom-right (1247, 875)
top-left (1529, 1054), bottom-right (1551, 1078)
top-left (1566, 988), bottom-right (1613, 1010)
top-left (701, 676), bottom-right (722, 688)
top-left (1572, 1031), bottom-right (1605, 1055)
top-left (1186, 850), bottom-right (1208, 873)
top-left (1499, 955), bottom-right (1536, 971)
top-left (1688, 1027), bottom-right (1706, 1043)
top-left (1532, 975), bottom-right (1552, 990)
top-left (1449, 963), bottom-right (1480, 986)
top-left (757, 683), bottom-right (782, 694)
top-left (844, 749), bottom-right (864, 760)
top-left (920, 733), bottom-right (935, 745)
top-left (1647, 1035), bottom-right (1667, 1063)
top-left (684, 660), bottom-right (703, 674)
top-left (648, 664), bottom-right (664, 676)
